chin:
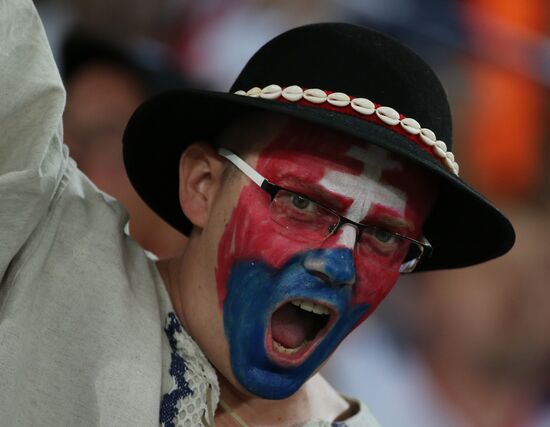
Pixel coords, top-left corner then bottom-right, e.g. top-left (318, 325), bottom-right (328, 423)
top-left (222, 250), bottom-right (369, 399)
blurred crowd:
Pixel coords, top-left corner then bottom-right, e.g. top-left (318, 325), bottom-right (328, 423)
top-left (35, 0), bottom-right (550, 425)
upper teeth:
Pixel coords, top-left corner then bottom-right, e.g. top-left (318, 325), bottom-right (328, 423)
top-left (291, 300), bottom-right (330, 315)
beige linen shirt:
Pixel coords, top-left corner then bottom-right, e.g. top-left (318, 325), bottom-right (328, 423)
top-left (0, 1), bottom-right (218, 425)
top-left (0, 1), bottom-right (379, 425)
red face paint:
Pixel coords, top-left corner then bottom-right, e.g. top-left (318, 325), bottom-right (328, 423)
top-left (216, 119), bottom-right (435, 323)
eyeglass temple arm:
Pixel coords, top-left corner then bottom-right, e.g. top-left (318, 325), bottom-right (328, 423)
top-left (218, 148), bottom-right (265, 186)
top-left (219, 149), bottom-right (429, 273)
top-left (218, 147), bottom-right (280, 198)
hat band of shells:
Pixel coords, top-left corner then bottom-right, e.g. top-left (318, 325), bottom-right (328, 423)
top-left (234, 84), bottom-right (459, 176)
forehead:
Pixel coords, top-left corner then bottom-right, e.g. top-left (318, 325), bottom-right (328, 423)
top-left (257, 125), bottom-right (397, 183)
top-left (244, 118), bottom-right (436, 214)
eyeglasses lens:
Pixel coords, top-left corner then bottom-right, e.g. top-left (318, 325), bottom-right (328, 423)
top-left (269, 190), bottom-right (337, 241)
top-left (269, 189), bottom-right (423, 272)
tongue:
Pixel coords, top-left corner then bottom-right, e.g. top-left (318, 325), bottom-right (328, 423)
top-left (271, 303), bottom-right (317, 349)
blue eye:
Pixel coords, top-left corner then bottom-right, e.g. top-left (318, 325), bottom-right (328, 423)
top-left (291, 194), bottom-right (310, 210)
top-left (373, 228), bottom-right (395, 243)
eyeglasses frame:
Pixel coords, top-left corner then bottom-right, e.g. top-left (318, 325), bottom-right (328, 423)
top-left (217, 147), bottom-right (432, 273)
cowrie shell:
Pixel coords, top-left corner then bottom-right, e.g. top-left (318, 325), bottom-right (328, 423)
top-left (376, 106), bottom-right (400, 125)
top-left (420, 128), bottom-right (437, 146)
top-left (434, 147), bottom-right (446, 158)
top-left (260, 84), bottom-right (282, 100)
top-left (435, 140), bottom-right (447, 151)
top-left (327, 92), bottom-right (350, 107)
top-left (433, 140), bottom-right (447, 158)
top-left (446, 151), bottom-right (455, 162)
top-left (351, 98), bottom-right (375, 115)
top-left (444, 157), bottom-right (455, 171)
top-left (246, 87), bottom-right (261, 97)
top-left (453, 162), bottom-right (460, 175)
top-left (281, 85), bottom-right (303, 102)
top-left (303, 88), bottom-right (327, 104)
top-left (400, 117), bottom-right (421, 135)
top-left (234, 90), bottom-right (246, 96)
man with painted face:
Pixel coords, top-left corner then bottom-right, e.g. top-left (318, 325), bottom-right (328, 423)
top-left (0, 1), bottom-right (515, 426)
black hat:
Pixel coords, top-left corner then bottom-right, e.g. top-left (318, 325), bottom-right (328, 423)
top-left (123, 23), bottom-right (515, 271)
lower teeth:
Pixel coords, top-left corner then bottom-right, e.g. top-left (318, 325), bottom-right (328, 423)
top-left (272, 339), bottom-right (309, 355)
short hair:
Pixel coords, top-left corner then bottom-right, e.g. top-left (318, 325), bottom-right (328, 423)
top-left (215, 111), bottom-right (286, 180)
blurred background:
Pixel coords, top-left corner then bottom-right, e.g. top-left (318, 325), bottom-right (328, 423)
top-left (35, 0), bottom-right (550, 425)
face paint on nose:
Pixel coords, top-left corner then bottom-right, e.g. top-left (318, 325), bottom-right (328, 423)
top-left (313, 143), bottom-right (417, 310)
top-left (215, 120), bottom-right (434, 399)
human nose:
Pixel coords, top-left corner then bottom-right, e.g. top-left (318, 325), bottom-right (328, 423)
top-left (302, 248), bottom-right (356, 287)
top-left (333, 223), bottom-right (359, 250)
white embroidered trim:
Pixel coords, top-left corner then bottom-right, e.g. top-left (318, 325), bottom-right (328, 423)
top-left (234, 85), bottom-right (460, 176)
top-left (161, 314), bottom-right (219, 427)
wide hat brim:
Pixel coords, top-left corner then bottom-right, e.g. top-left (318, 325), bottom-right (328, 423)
top-left (123, 23), bottom-right (515, 272)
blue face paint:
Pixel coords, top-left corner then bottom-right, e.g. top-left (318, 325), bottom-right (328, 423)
top-left (223, 248), bottom-right (369, 399)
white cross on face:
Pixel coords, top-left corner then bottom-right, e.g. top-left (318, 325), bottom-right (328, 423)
top-left (318, 145), bottom-right (407, 247)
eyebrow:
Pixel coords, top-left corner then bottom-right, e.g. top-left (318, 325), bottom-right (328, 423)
top-left (271, 173), bottom-right (416, 235)
top-left (274, 175), bottom-right (349, 211)
top-left (372, 214), bottom-right (414, 235)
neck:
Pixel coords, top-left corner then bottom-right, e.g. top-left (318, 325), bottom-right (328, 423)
top-left (215, 373), bottom-right (353, 426)
top-left (156, 254), bottom-right (188, 328)
top-left (157, 250), bottom-right (355, 426)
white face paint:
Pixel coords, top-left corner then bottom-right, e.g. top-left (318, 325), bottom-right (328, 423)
top-left (318, 145), bottom-right (407, 247)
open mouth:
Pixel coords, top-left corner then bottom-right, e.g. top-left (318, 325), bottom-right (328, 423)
top-left (266, 299), bottom-right (336, 367)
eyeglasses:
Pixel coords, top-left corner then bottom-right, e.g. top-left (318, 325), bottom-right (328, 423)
top-left (218, 148), bottom-right (432, 273)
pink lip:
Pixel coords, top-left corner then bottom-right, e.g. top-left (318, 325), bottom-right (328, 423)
top-left (264, 299), bottom-right (338, 368)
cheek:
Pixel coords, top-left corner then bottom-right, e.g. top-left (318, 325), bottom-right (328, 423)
top-left (215, 184), bottom-right (313, 306)
top-left (349, 170), bottom-right (433, 314)
top-left (352, 252), bottom-right (400, 323)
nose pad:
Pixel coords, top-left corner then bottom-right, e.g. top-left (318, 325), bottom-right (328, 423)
top-left (303, 248), bottom-right (356, 287)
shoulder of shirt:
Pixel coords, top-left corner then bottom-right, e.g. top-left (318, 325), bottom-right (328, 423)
top-left (337, 395), bottom-right (382, 427)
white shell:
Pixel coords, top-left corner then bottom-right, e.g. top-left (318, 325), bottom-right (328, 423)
top-left (433, 140), bottom-right (447, 158)
top-left (434, 147), bottom-right (446, 158)
top-left (234, 90), bottom-right (247, 96)
top-left (435, 140), bottom-right (447, 151)
top-left (444, 157), bottom-right (455, 171)
top-left (246, 87), bottom-right (261, 97)
top-left (376, 106), bottom-right (400, 125)
top-left (260, 84), bottom-right (282, 100)
top-left (351, 98), bottom-right (375, 115)
top-left (303, 88), bottom-right (327, 104)
top-left (446, 151), bottom-right (455, 162)
top-left (282, 85), bottom-right (304, 102)
top-left (420, 128), bottom-right (437, 146)
top-left (400, 117), bottom-right (421, 135)
top-left (327, 92), bottom-right (350, 107)
top-left (453, 162), bottom-right (460, 175)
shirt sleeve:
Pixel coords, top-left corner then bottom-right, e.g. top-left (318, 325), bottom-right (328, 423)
top-left (0, 0), bottom-right (67, 278)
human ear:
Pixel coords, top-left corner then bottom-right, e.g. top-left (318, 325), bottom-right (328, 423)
top-left (178, 142), bottom-right (225, 229)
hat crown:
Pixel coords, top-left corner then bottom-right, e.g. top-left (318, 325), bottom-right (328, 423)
top-left (230, 23), bottom-right (452, 148)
